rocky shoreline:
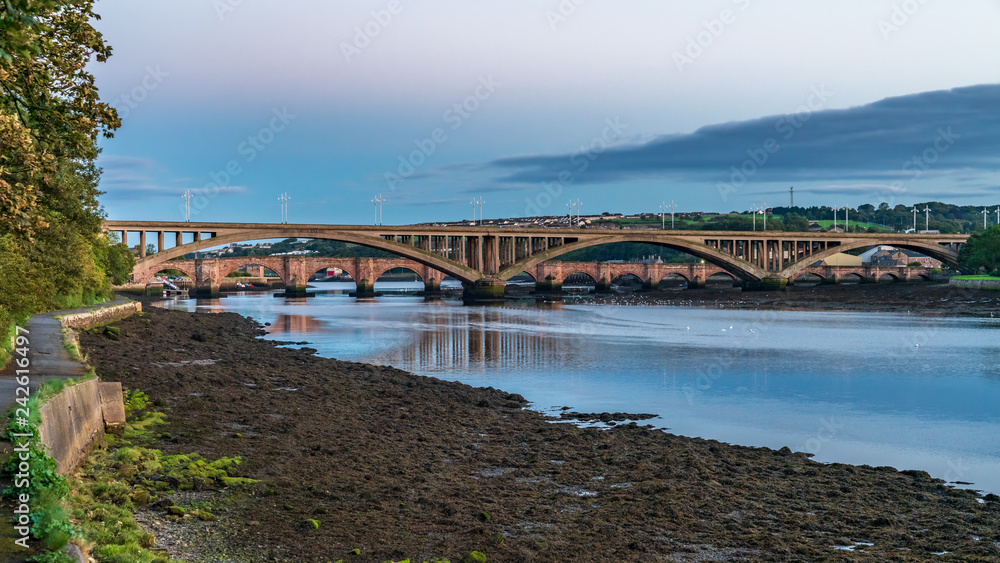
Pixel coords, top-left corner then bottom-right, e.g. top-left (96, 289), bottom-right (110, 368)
top-left (76, 298), bottom-right (1000, 562)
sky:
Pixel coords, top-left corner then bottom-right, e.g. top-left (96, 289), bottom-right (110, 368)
top-left (91, 0), bottom-right (1000, 225)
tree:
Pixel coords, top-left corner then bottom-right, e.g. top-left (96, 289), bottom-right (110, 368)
top-left (782, 214), bottom-right (810, 232)
top-left (1, 0), bottom-right (122, 334)
top-left (959, 225), bottom-right (1000, 275)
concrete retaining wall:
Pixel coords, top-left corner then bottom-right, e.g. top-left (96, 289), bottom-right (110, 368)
top-left (37, 379), bottom-right (108, 474)
top-left (35, 302), bottom-right (135, 474)
top-left (949, 278), bottom-right (1000, 290)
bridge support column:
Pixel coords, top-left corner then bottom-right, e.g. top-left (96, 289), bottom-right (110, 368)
top-left (193, 258), bottom-right (221, 298)
top-left (594, 277), bottom-right (612, 293)
top-left (417, 267), bottom-right (444, 298)
top-left (282, 257), bottom-right (310, 297)
top-left (463, 278), bottom-right (506, 303)
top-left (642, 278), bottom-right (659, 291)
top-left (750, 277), bottom-right (788, 291)
top-left (349, 258), bottom-right (382, 298)
top-left (687, 277), bottom-right (705, 289)
top-left (534, 274), bottom-right (562, 294)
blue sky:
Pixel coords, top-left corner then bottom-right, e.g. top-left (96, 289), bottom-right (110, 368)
top-left (92, 0), bottom-right (1000, 225)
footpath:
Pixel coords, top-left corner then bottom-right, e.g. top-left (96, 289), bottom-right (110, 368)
top-left (1, 296), bottom-right (136, 563)
top-left (0, 297), bottom-right (133, 413)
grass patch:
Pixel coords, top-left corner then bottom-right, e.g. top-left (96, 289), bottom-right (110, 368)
top-left (953, 275), bottom-right (1000, 280)
top-left (64, 390), bottom-right (256, 563)
top-left (2, 374), bottom-right (100, 560)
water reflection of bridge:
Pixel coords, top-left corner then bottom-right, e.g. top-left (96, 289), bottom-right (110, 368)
top-left (386, 306), bottom-right (572, 374)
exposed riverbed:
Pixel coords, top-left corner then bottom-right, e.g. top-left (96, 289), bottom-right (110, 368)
top-left (79, 300), bottom-right (1000, 561)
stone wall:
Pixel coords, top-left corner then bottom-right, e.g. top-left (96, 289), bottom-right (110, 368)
top-left (950, 278), bottom-right (1000, 290)
top-left (59, 300), bottom-right (142, 329)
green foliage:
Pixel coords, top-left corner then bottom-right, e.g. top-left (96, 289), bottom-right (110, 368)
top-left (959, 225), bottom-right (1000, 274)
top-left (556, 242), bottom-right (699, 263)
top-left (65, 390), bottom-right (253, 562)
top-left (1, 0), bottom-right (125, 340)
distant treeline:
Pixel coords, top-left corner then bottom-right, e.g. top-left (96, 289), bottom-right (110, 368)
top-left (591, 202), bottom-right (999, 234)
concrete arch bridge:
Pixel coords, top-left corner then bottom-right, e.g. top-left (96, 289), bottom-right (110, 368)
top-left (105, 221), bottom-right (966, 299)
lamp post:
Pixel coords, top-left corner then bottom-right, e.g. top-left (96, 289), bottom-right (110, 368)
top-left (471, 197), bottom-right (485, 226)
top-left (912, 207), bottom-right (917, 232)
top-left (575, 198), bottom-right (582, 228)
top-left (924, 205), bottom-right (931, 231)
top-left (832, 206), bottom-right (838, 232)
top-left (278, 192), bottom-right (291, 224)
top-left (566, 200), bottom-right (575, 228)
top-left (761, 202), bottom-right (766, 231)
top-left (659, 201), bottom-right (666, 230)
top-left (371, 194), bottom-right (384, 226)
top-left (844, 206), bottom-right (849, 232)
top-left (984, 207), bottom-right (990, 230)
top-left (751, 203), bottom-right (757, 231)
top-left (182, 190), bottom-right (193, 222)
top-left (669, 200), bottom-right (677, 229)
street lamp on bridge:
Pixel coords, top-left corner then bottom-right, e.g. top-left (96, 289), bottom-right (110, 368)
top-left (924, 205), bottom-right (931, 232)
top-left (182, 190), bottom-right (193, 222)
top-left (471, 197), bottom-right (485, 226)
top-left (278, 192), bottom-right (291, 224)
top-left (371, 194), bottom-right (385, 226)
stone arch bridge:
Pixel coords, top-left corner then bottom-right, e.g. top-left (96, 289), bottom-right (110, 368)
top-left (105, 221), bottom-right (966, 299)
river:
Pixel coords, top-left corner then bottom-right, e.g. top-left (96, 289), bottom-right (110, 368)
top-left (161, 281), bottom-right (1000, 494)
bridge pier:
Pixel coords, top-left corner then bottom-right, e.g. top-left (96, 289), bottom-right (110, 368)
top-left (688, 277), bottom-right (705, 289)
top-left (642, 278), bottom-right (659, 291)
top-left (463, 278), bottom-right (506, 303)
top-left (744, 277), bottom-right (788, 291)
top-left (594, 277), bottom-right (612, 293)
top-left (193, 258), bottom-right (221, 298)
top-left (534, 275), bottom-right (562, 294)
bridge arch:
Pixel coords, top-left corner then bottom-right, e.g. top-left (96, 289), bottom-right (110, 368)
top-left (500, 235), bottom-right (767, 283)
top-left (306, 263), bottom-right (359, 283)
top-left (562, 272), bottom-right (598, 286)
top-left (142, 264), bottom-right (197, 285)
top-left (218, 260), bottom-right (286, 283)
top-left (659, 272), bottom-right (690, 283)
top-left (611, 272), bottom-right (644, 287)
top-left (878, 272), bottom-right (901, 283)
top-left (375, 266), bottom-right (424, 283)
top-left (794, 272), bottom-right (826, 284)
top-left (129, 229), bottom-right (481, 284)
top-left (780, 239), bottom-right (959, 279)
top-left (839, 273), bottom-right (865, 284)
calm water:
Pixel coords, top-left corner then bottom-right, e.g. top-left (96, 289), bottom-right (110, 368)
top-left (163, 281), bottom-right (1000, 494)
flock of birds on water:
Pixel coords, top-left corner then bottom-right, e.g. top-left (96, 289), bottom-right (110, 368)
top-left (584, 290), bottom-right (1000, 350)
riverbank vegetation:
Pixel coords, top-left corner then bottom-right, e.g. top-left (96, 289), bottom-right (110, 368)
top-left (959, 225), bottom-right (1000, 276)
top-left (0, 1), bottom-right (132, 355)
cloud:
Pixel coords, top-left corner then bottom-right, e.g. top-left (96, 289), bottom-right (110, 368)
top-left (98, 154), bottom-right (247, 202)
top-left (484, 84), bottom-right (1000, 187)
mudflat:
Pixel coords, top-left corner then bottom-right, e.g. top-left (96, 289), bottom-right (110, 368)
top-left (595, 281), bottom-right (1000, 317)
top-left (78, 301), bottom-right (1000, 562)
